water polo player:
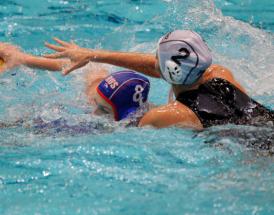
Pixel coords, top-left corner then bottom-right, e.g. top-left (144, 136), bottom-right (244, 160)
top-left (88, 70), bottom-right (150, 122)
top-left (41, 30), bottom-right (274, 129)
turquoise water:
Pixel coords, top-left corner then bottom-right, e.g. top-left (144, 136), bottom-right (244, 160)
top-left (0, 0), bottom-right (274, 214)
top-left (215, 0), bottom-right (274, 32)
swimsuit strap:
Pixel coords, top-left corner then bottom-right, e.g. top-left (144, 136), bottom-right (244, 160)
top-left (176, 78), bottom-right (274, 127)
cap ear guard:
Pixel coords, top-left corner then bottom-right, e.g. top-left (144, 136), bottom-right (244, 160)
top-left (163, 60), bottom-right (184, 84)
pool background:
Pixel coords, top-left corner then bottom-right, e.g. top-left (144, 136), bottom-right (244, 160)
top-left (0, 0), bottom-right (274, 214)
top-left (216, 0), bottom-right (274, 32)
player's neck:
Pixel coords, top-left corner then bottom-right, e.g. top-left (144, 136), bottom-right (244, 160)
top-left (172, 77), bottom-right (203, 98)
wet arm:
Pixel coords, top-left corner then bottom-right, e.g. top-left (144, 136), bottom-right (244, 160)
top-left (90, 51), bottom-right (160, 78)
top-left (23, 54), bottom-right (70, 71)
top-left (138, 101), bottom-right (203, 130)
top-left (45, 38), bottom-right (161, 77)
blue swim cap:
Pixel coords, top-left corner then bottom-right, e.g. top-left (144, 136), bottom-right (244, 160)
top-left (97, 70), bottom-right (150, 121)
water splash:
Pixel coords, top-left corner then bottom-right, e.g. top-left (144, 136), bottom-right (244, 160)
top-left (0, 1), bottom-right (274, 214)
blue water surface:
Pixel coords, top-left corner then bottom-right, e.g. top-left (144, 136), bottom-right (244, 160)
top-left (215, 0), bottom-right (274, 32)
top-left (0, 0), bottom-right (274, 215)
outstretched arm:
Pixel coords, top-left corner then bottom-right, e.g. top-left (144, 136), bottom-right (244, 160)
top-left (90, 51), bottom-right (160, 78)
top-left (44, 38), bottom-right (161, 78)
top-left (23, 55), bottom-right (69, 71)
top-left (0, 43), bottom-right (70, 73)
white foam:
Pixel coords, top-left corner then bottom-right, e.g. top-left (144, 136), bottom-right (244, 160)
top-left (182, 0), bottom-right (274, 96)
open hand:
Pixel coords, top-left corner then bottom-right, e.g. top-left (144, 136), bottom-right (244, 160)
top-left (45, 38), bottom-right (92, 75)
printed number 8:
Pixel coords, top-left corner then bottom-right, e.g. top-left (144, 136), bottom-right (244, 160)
top-left (133, 85), bottom-right (144, 106)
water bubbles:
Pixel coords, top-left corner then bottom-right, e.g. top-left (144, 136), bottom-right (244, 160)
top-left (16, 178), bottom-right (25, 183)
top-left (0, 177), bottom-right (4, 190)
top-left (42, 170), bottom-right (50, 177)
top-left (59, 0), bottom-right (68, 5)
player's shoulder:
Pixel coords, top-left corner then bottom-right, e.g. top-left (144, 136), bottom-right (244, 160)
top-left (202, 64), bottom-right (234, 82)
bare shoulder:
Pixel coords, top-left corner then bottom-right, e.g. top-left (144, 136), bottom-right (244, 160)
top-left (138, 101), bottom-right (203, 130)
top-left (202, 64), bottom-right (246, 93)
top-left (203, 64), bottom-right (234, 81)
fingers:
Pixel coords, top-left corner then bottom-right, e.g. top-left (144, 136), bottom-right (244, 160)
top-left (44, 52), bottom-right (66, 59)
top-left (62, 60), bottom-right (89, 75)
top-left (45, 42), bottom-right (66, 52)
top-left (53, 37), bottom-right (71, 47)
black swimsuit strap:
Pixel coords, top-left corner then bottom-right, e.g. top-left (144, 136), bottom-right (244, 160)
top-left (176, 78), bottom-right (274, 128)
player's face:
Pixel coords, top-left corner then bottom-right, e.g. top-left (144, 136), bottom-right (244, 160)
top-left (85, 80), bottom-right (114, 117)
top-left (92, 91), bottom-right (113, 116)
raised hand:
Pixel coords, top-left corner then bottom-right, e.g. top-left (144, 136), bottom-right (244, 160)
top-left (45, 38), bottom-right (93, 75)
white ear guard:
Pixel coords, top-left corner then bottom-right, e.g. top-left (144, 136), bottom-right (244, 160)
top-left (164, 60), bottom-right (183, 83)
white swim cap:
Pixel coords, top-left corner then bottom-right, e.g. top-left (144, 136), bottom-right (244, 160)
top-left (157, 30), bottom-right (212, 85)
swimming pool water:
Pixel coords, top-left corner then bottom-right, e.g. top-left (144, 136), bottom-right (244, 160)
top-left (215, 0), bottom-right (274, 32)
top-left (0, 0), bottom-right (274, 215)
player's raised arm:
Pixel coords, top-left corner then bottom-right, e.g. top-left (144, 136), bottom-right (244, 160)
top-left (44, 38), bottom-right (160, 78)
top-left (0, 42), bottom-right (70, 73)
